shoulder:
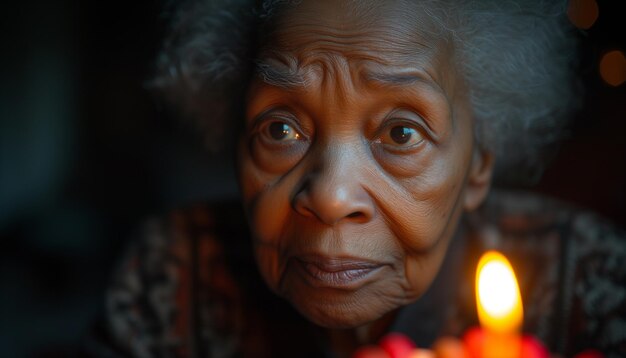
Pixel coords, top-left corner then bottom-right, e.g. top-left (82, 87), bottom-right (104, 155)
top-left (103, 202), bottom-right (253, 357)
top-left (97, 201), bottom-right (331, 358)
top-left (566, 210), bottom-right (626, 356)
top-left (466, 190), bottom-right (626, 356)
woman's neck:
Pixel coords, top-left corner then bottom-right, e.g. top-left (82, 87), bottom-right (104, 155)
top-left (327, 309), bottom-right (399, 357)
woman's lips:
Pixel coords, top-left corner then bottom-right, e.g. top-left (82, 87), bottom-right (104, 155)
top-left (294, 255), bottom-right (384, 289)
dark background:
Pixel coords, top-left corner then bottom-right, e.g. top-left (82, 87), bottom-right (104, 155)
top-left (0, 0), bottom-right (624, 356)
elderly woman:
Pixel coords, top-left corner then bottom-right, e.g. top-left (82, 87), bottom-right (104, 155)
top-left (98, 0), bottom-right (625, 357)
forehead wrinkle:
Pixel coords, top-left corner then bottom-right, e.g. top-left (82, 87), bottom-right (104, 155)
top-left (254, 50), bottom-right (449, 113)
top-left (275, 25), bottom-right (431, 60)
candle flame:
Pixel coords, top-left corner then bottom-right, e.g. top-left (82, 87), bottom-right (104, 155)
top-left (476, 251), bottom-right (523, 334)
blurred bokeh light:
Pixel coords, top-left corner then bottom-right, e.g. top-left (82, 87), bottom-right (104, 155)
top-left (567, 0), bottom-right (599, 30)
top-left (599, 50), bottom-right (626, 86)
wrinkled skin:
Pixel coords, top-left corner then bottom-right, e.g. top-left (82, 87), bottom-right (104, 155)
top-left (237, 0), bottom-right (494, 331)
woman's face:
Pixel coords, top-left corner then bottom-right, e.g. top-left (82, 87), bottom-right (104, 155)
top-left (238, 0), bottom-right (492, 328)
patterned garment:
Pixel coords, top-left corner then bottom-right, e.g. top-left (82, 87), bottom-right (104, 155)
top-left (92, 190), bottom-right (626, 357)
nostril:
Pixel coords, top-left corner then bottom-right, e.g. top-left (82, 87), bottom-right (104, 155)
top-left (347, 212), bottom-right (364, 219)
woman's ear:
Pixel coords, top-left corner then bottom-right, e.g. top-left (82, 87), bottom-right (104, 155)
top-left (463, 148), bottom-right (495, 212)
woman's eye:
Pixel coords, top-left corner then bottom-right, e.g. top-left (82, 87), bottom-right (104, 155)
top-left (380, 125), bottom-right (423, 148)
top-left (264, 121), bottom-right (301, 141)
top-left (249, 116), bottom-right (309, 172)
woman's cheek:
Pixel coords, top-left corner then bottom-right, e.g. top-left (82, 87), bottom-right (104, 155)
top-left (238, 159), bottom-right (297, 291)
top-left (397, 166), bottom-right (469, 296)
top-left (371, 143), bottom-right (460, 247)
top-left (367, 174), bottom-right (449, 253)
top-left (402, 242), bottom-right (450, 297)
top-left (245, 177), bottom-right (291, 291)
top-left (254, 241), bottom-right (283, 294)
top-left (238, 153), bottom-right (267, 212)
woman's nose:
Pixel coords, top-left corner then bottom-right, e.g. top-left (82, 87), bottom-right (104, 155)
top-left (292, 150), bottom-right (375, 226)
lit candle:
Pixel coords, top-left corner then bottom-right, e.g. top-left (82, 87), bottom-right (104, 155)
top-left (466, 250), bottom-right (524, 358)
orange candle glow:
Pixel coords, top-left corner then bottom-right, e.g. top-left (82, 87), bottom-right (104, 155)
top-left (473, 250), bottom-right (523, 358)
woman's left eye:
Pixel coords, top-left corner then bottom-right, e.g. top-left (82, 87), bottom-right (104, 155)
top-left (379, 125), bottom-right (424, 148)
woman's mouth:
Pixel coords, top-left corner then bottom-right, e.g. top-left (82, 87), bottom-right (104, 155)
top-left (294, 255), bottom-right (384, 289)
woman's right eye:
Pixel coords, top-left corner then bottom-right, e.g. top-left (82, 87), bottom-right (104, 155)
top-left (250, 116), bottom-right (309, 173)
top-left (262, 120), bottom-right (302, 142)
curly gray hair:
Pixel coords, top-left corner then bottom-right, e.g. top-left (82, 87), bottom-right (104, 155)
top-left (152, 0), bottom-right (580, 183)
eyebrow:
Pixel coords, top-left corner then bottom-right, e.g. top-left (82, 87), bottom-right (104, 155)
top-left (255, 61), bottom-right (309, 89)
top-left (362, 70), bottom-right (442, 92)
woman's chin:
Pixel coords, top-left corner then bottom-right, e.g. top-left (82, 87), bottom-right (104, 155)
top-left (298, 303), bottom-right (380, 329)
top-left (275, 268), bottom-right (411, 328)
top-left (287, 292), bottom-right (398, 329)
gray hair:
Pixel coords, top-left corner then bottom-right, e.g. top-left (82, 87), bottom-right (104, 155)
top-left (152, 0), bottom-right (580, 183)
